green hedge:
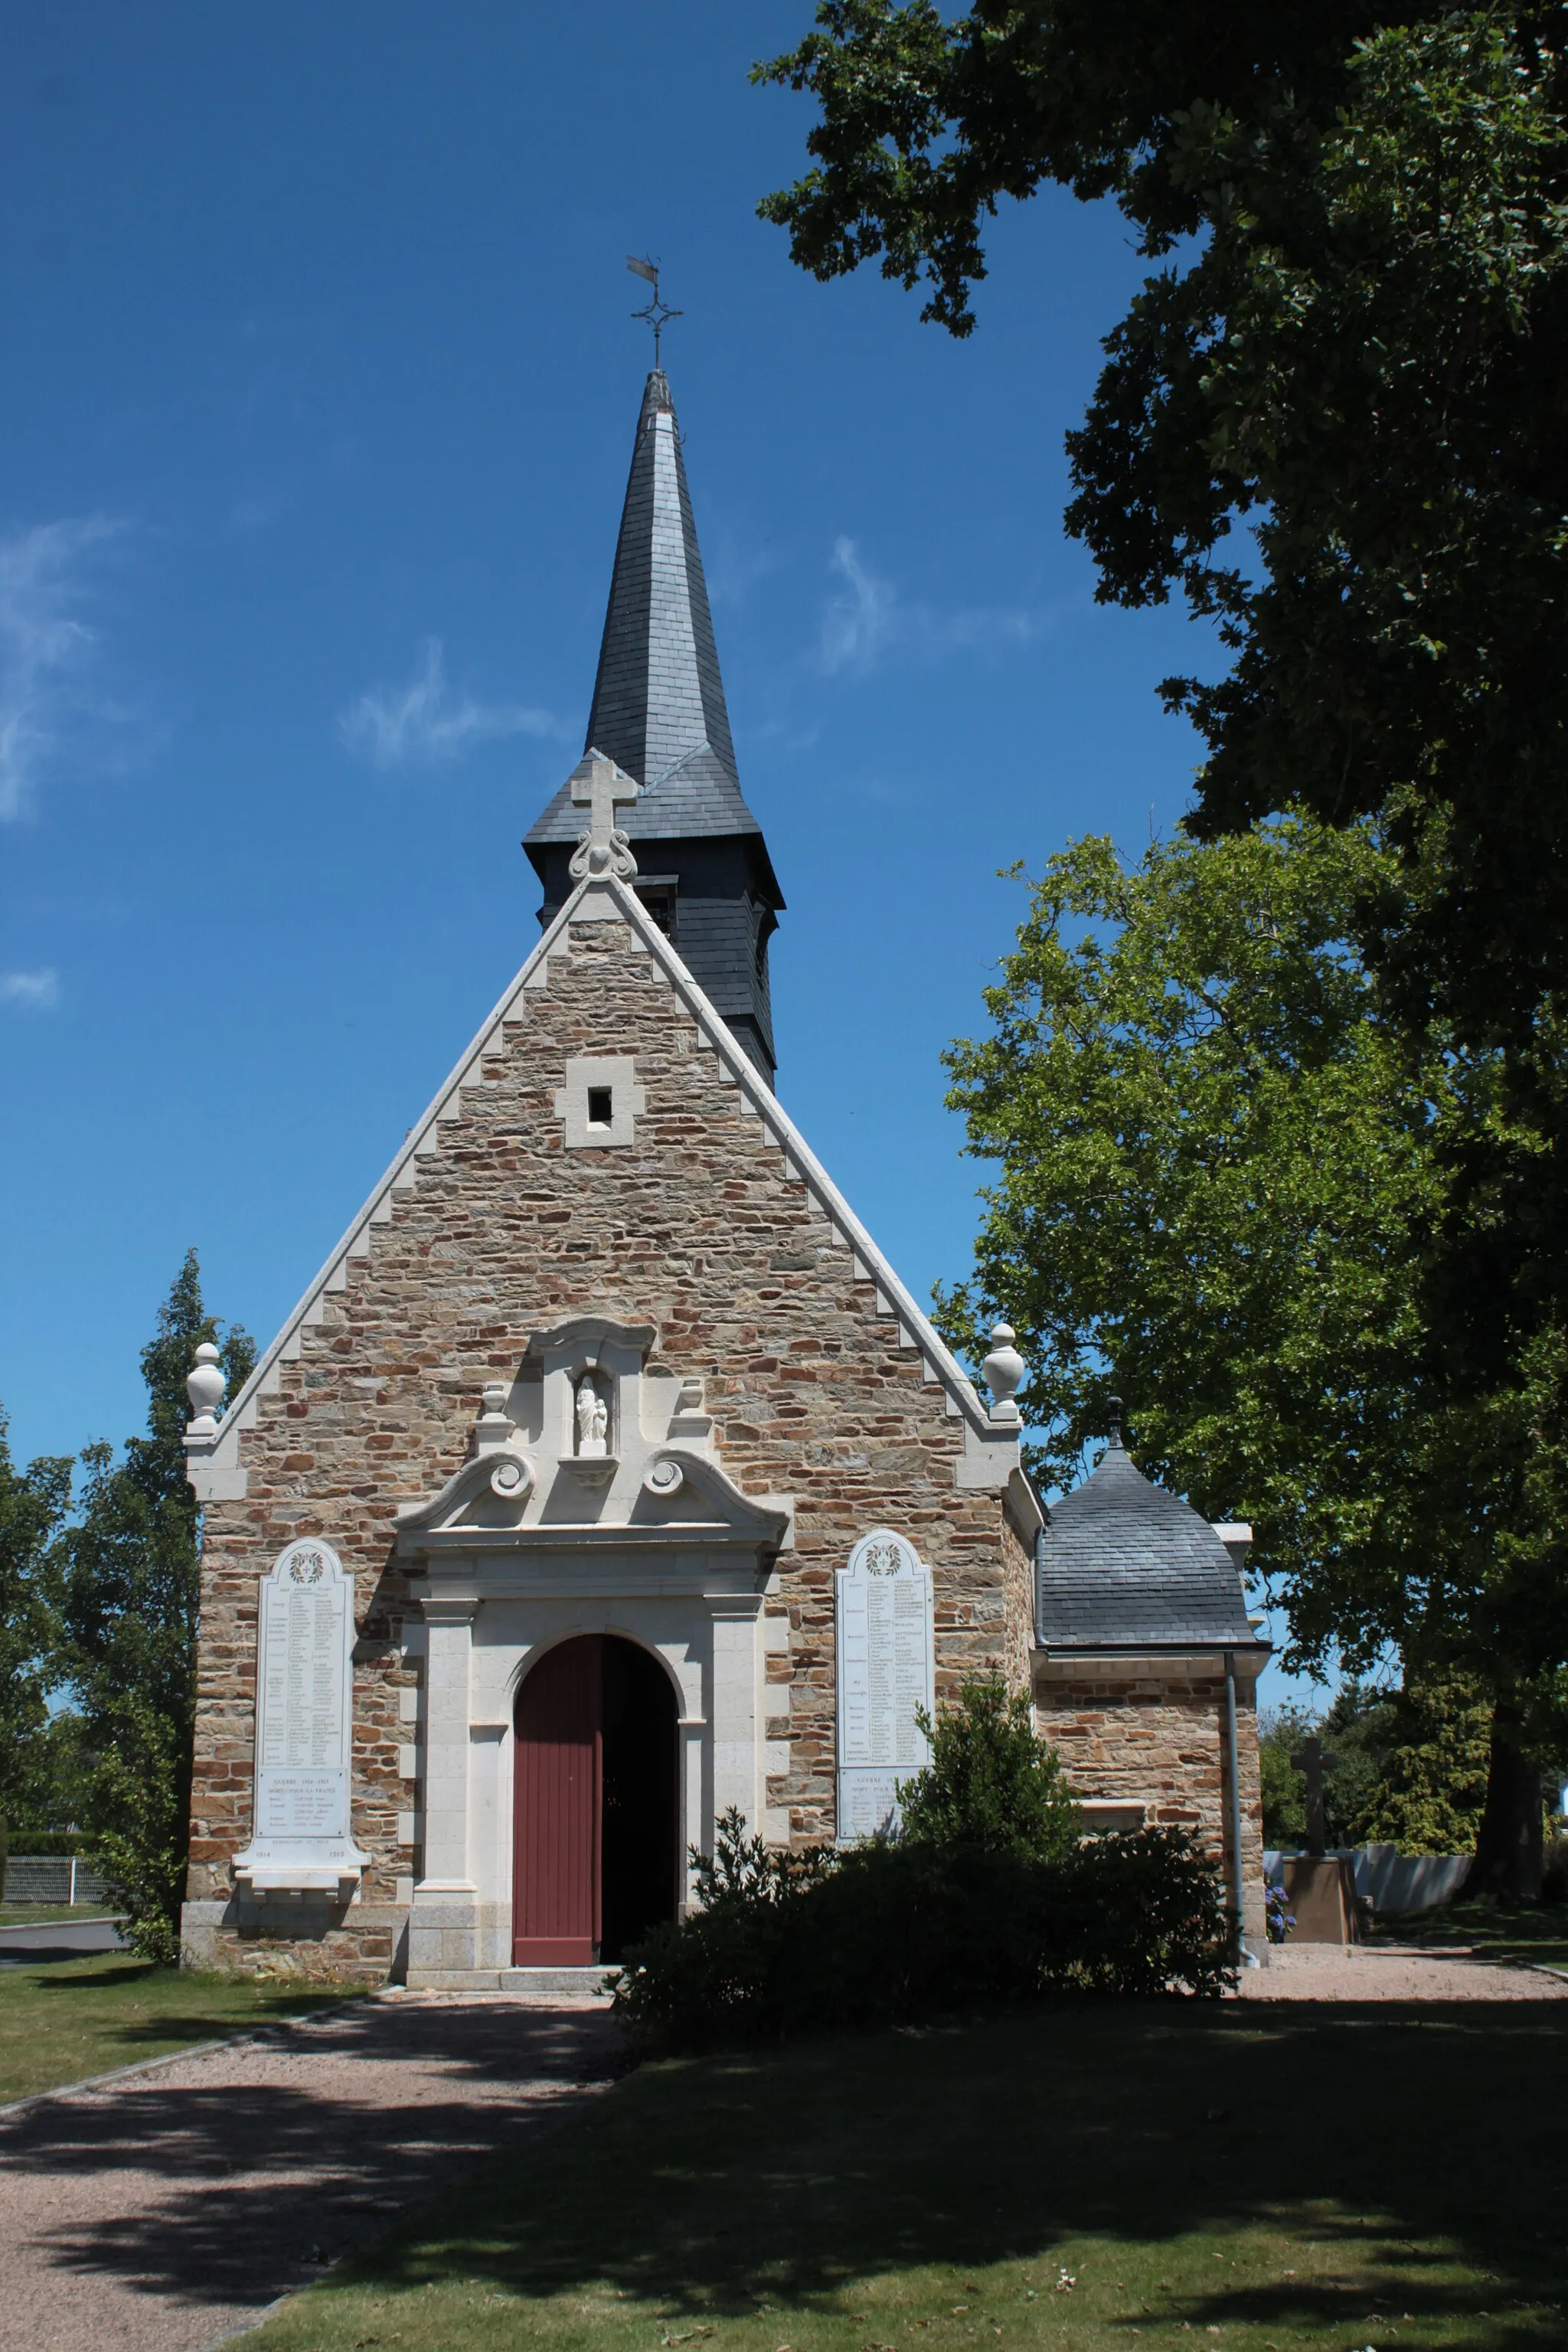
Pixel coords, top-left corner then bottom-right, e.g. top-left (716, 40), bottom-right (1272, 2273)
top-left (612, 1815), bottom-right (1234, 2053)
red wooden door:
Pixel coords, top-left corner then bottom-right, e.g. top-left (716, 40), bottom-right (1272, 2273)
top-left (512, 1637), bottom-right (602, 1964)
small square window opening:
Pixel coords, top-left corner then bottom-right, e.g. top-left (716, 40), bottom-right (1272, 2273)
top-left (634, 879), bottom-right (678, 940)
top-left (586, 1086), bottom-right (613, 1129)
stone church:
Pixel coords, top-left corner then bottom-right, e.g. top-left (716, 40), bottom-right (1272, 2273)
top-left (181, 368), bottom-right (1267, 1985)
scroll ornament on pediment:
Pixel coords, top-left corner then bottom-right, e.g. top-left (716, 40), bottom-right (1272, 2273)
top-left (390, 1382), bottom-right (538, 1537)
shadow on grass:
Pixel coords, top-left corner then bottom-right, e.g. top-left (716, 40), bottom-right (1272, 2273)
top-left (315, 1999), bottom-right (1568, 2347)
top-left (0, 2001), bottom-right (621, 2308)
top-left (1377, 1896), bottom-right (1568, 1952)
top-left (34, 1962), bottom-right (152, 1993)
top-left (27, 1959), bottom-right (368, 2021)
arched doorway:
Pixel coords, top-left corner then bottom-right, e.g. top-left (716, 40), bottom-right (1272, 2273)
top-left (511, 1635), bottom-right (678, 1965)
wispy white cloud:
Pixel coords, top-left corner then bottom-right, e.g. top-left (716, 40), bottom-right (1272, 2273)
top-left (820, 535), bottom-right (1051, 678)
top-left (1, 968), bottom-right (60, 1011)
top-left (0, 516), bottom-right (120, 821)
top-left (704, 529), bottom-right (781, 610)
top-left (338, 639), bottom-right (564, 770)
top-left (822, 538), bottom-right (897, 675)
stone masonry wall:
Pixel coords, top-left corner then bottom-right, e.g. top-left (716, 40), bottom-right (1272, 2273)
top-left (188, 910), bottom-right (1026, 1976)
top-left (1035, 1666), bottom-right (1265, 1909)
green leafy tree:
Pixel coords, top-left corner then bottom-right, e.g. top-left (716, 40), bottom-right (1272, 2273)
top-left (754, 5), bottom-right (1568, 1057)
top-left (0, 1414), bottom-right (73, 1896)
top-left (898, 1677), bottom-right (1081, 1860)
top-left (1361, 1672), bottom-right (1494, 1855)
top-left (1317, 1684), bottom-right (1402, 1848)
top-left (1258, 1704), bottom-right (1315, 1851)
top-left (1263, 1680), bottom-right (1493, 1854)
top-left (935, 818), bottom-right (1566, 1891)
top-left (5, 1711), bottom-right (92, 1854)
top-left (60, 1251), bottom-right (253, 1962)
top-left (757, 5), bottom-right (1568, 1895)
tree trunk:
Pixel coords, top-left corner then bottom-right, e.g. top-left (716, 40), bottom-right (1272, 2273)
top-left (1466, 1696), bottom-right (1543, 1901)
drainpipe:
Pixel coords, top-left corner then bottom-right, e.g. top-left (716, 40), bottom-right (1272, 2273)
top-left (1223, 1651), bottom-right (1259, 1968)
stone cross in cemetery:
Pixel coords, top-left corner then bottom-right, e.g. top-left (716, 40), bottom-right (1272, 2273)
top-left (1290, 1733), bottom-right (1336, 1857)
top-left (569, 753), bottom-right (639, 881)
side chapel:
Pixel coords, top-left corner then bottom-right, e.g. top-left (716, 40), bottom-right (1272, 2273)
top-left (181, 368), bottom-right (1268, 1985)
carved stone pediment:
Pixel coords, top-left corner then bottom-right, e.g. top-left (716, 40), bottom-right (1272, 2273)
top-left (393, 1315), bottom-right (792, 1565)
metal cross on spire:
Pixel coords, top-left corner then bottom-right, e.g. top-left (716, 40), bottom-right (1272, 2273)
top-left (627, 254), bottom-right (682, 368)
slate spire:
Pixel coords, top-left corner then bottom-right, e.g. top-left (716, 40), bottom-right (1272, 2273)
top-left (586, 368), bottom-right (740, 800)
top-left (525, 370), bottom-right (784, 1082)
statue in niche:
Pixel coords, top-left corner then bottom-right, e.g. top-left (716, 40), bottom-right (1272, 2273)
top-left (575, 1374), bottom-right (609, 1458)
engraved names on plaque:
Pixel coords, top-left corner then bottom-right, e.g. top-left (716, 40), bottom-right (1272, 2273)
top-left (234, 1538), bottom-right (369, 1895)
top-left (835, 1527), bottom-right (934, 1842)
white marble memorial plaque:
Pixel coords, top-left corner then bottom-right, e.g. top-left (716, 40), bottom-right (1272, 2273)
top-left (234, 1538), bottom-right (369, 1893)
top-left (835, 1527), bottom-right (933, 1842)
top-left (837, 1768), bottom-right (906, 1842)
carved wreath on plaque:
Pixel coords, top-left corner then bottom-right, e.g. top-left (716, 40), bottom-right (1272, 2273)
top-left (287, 1549), bottom-right (327, 1585)
top-left (861, 1536), bottom-right (915, 1576)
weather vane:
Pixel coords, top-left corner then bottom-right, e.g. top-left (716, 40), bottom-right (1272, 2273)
top-left (627, 255), bottom-right (682, 368)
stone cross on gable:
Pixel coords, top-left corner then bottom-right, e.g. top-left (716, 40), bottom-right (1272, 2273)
top-left (568, 753), bottom-right (639, 884)
top-left (1290, 1732), bottom-right (1337, 1858)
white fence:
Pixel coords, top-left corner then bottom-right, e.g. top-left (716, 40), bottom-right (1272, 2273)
top-left (2, 1857), bottom-right (112, 1907)
top-left (1265, 1842), bottom-right (1471, 1916)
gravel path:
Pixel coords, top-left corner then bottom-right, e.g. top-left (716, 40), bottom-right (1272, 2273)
top-left (1239, 1940), bottom-right (1568, 1999)
top-left (0, 1991), bottom-right (621, 2352)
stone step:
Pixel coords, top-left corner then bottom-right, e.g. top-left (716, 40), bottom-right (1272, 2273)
top-left (500, 1965), bottom-right (619, 1995)
top-left (404, 1964), bottom-right (618, 1997)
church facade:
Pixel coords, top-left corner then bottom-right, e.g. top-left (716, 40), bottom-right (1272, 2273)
top-left (179, 368), bottom-right (1265, 1985)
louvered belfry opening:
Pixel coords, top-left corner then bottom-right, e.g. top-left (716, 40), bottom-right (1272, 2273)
top-left (511, 1635), bottom-right (678, 1965)
top-left (524, 368), bottom-right (785, 1083)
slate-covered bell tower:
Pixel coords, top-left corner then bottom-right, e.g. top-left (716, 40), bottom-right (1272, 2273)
top-left (524, 370), bottom-right (784, 1082)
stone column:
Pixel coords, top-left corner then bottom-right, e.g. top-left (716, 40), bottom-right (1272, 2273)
top-left (710, 1599), bottom-right (763, 1837)
top-left (467, 1720), bottom-right (511, 1969)
top-left (678, 1710), bottom-right (706, 1913)
top-left (409, 1595), bottom-right (482, 1987)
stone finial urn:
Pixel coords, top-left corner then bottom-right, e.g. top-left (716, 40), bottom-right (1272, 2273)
top-left (185, 1341), bottom-right (226, 1436)
top-left (982, 1323), bottom-right (1026, 1422)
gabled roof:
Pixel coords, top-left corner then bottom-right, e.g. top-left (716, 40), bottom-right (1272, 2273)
top-left (188, 867), bottom-right (1033, 1524)
top-left (524, 371), bottom-right (779, 901)
top-left (1035, 1432), bottom-right (1261, 1652)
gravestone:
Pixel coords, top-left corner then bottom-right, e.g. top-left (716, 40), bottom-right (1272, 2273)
top-left (835, 1527), bottom-right (934, 1841)
top-left (1281, 1854), bottom-right (1360, 1943)
top-left (233, 1538), bottom-right (369, 1895)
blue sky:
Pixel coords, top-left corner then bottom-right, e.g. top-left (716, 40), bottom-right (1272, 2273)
top-left (0, 5), bottom-right (1309, 1702)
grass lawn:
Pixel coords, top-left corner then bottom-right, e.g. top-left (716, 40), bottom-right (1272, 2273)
top-left (1373, 1896), bottom-right (1568, 1973)
top-left (0, 1950), bottom-right (367, 2105)
top-left (247, 1999), bottom-right (1566, 2352)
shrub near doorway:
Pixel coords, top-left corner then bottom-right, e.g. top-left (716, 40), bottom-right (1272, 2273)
top-left (612, 1684), bottom-right (1234, 2051)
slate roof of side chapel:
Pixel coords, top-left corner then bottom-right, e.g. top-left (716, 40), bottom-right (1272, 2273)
top-left (1035, 1432), bottom-right (1262, 1651)
top-left (524, 370), bottom-right (782, 905)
